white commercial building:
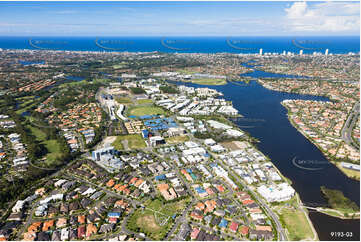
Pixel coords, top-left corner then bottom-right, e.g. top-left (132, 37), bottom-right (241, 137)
top-left (218, 106), bottom-right (238, 116)
top-left (184, 141), bottom-right (199, 148)
top-left (341, 162), bottom-right (360, 171)
top-left (149, 136), bottom-right (166, 146)
top-left (92, 146), bottom-right (116, 161)
top-left (257, 183), bottom-right (295, 202)
top-left (204, 138), bottom-right (216, 146)
top-left (116, 104), bottom-right (128, 121)
top-left (225, 129), bottom-right (244, 137)
top-left (210, 144), bottom-right (226, 153)
top-left (12, 200), bottom-right (25, 213)
top-left (182, 147), bottom-right (206, 156)
top-left (207, 120), bottom-right (232, 130)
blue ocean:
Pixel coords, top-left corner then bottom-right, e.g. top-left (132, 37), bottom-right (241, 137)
top-left (0, 36), bottom-right (359, 54)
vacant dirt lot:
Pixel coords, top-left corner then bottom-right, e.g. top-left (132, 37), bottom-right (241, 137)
top-left (137, 214), bottom-right (160, 231)
top-left (221, 140), bottom-right (250, 150)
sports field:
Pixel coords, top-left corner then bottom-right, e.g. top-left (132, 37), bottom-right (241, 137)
top-left (128, 105), bottom-right (165, 116)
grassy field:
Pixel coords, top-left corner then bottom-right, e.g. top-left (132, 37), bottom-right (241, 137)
top-left (113, 62), bottom-right (127, 69)
top-left (27, 125), bottom-right (63, 165)
top-left (28, 124), bottom-right (47, 140)
top-left (93, 78), bottom-right (110, 83)
top-left (190, 78), bottom-right (227, 86)
top-left (320, 209), bottom-right (343, 218)
top-left (165, 135), bottom-right (189, 144)
top-left (127, 199), bottom-right (187, 240)
top-left (277, 207), bottom-right (315, 240)
top-left (336, 163), bottom-right (360, 180)
top-left (115, 97), bottom-right (133, 104)
top-left (15, 96), bottom-right (35, 101)
top-left (43, 140), bottom-right (63, 164)
top-left (176, 69), bottom-right (198, 75)
top-left (127, 105), bottom-right (165, 117)
top-left (59, 80), bottom-right (88, 88)
top-left (112, 134), bottom-right (146, 150)
top-left (59, 78), bottom-right (109, 88)
top-left (15, 101), bottom-right (37, 114)
top-left (19, 99), bottom-right (35, 108)
top-left (137, 99), bottom-right (153, 105)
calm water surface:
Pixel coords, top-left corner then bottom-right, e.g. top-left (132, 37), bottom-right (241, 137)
top-left (172, 76), bottom-right (360, 240)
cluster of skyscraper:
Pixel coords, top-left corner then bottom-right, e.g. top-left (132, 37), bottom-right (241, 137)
top-left (258, 48), bottom-right (329, 56)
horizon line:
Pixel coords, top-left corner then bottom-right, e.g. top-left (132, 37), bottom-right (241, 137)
top-left (0, 35), bottom-right (360, 37)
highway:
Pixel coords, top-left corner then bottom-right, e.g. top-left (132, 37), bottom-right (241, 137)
top-left (341, 102), bottom-right (360, 149)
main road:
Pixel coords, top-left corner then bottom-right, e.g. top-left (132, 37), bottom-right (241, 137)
top-left (341, 102), bottom-right (360, 149)
top-left (187, 132), bottom-right (287, 240)
top-left (218, 159), bottom-right (288, 241)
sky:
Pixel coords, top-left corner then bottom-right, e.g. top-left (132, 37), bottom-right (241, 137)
top-left (0, 1), bottom-right (359, 36)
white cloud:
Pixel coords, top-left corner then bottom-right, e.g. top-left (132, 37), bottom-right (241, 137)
top-left (284, 1), bottom-right (360, 33)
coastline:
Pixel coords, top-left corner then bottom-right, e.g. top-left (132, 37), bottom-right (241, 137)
top-left (0, 43), bottom-right (359, 56)
top-left (0, 47), bottom-right (159, 55)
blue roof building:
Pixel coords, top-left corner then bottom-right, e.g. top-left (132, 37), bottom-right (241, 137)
top-left (195, 187), bottom-right (206, 194)
top-left (142, 130), bottom-right (149, 139)
top-left (219, 219), bottom-right (228, 228)
top-left (155, 174), bottom-right (166, 181)
top-left (108, 212), bottom-right (121, 218)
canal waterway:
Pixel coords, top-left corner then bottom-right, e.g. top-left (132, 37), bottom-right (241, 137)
top-left (171, 68), bottom-right (360, 240)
